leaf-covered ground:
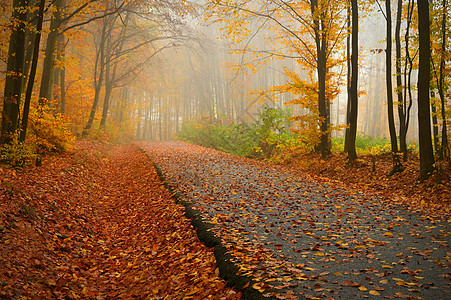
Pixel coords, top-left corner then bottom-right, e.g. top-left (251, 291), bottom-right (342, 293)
top-left (0, 141), bottom-right (240, 299)
top-left (141, 141), bottom-right (451, 300)
top-left (283, 151), bottom-right (451, 215)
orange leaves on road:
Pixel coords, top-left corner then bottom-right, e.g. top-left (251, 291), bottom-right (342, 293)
top-left (0, 141), bottom-right (239, 299)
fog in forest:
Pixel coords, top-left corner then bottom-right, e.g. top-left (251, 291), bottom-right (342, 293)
top-left (1, 0), bottom-right (448, 158)
top-left (140, 3), bottom-right (421, 143)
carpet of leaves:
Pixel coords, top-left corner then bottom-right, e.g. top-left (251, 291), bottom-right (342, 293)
top-left (142, 141), bottom-right (451, 300)
top-left (0, 141), bottom-right (240, 299)
top-left (284, 151), bottom-right (451, 215)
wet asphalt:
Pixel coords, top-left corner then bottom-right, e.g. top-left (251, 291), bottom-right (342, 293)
top-left (141, 141), bottom-right (451, 300)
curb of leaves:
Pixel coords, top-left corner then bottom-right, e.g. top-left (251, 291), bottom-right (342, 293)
top-left (140, 148), bottom-right (275, 300)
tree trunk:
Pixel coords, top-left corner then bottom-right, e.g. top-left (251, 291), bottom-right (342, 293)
top-left (438, 0), bottom-right (449, 161)
top-left (0, 0), bottom-right (28, 144)
top-left (396, 0), bottom-right (408, 161)
top-left (417, 0), bottom-right (435, 180)
top-left (99, 31), bottom-right (112, 130)
top-left (118, 87), bottom-right (127, 124)
top-left (386, 0), bottom-right (404, 175)
top-left (99, 12), bottom-right (128, 130)
top-left (344, 5), bottom-right (351, 153)
top-left (60, 50), bottom-right (66, 115)
top-left (22, 0), bottom-right (39, 89)
top-left (430, 97), bottom-right (440, 156)
top-left (99, 60), bottom-right (113, 130)
top-left (158, 96), bottom-right (163, 141)
top-left (347, 0), bottom-right (358, 161)
top-left (403, 0), bottom-right (415, 161)
top-left (20, 0), bottom-right (45, 142)
top-left (82, 18), bottom-right (108, 136)
top-left (39, 0), bottom-right (63, 105)
top-left (311, 0), bottom-right (331, 158)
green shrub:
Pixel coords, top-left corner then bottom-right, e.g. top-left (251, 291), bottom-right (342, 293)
top-left (0, 135), bottom-right (36, 168)
top-left (332, 135), bottom-right (398, 155)
top-left (177, 118), bottom-right (259, 157)
top-left (176, 107), bottom-right (295, 160)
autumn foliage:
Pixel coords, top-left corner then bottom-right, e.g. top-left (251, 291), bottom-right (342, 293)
top-left (0, 141), bottom-right (240, 299)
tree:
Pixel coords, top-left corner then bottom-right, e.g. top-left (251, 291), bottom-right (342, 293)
top-left (438, 0), bottom-right (449, 161)
top-left (346, 0), bottom-right (358, 161)
top-left (381, 0), bottom-right (405, 174)
top-left (20, 0), bottom-right (46, 142)
top-left (401, 0), bottom-right (416, 162)
top-left (310, 0), bottom-right (333, 157)
top-left (205, 0), bottom-right (348, 157)
top-left (82, 0), bottom-right (192, 135)
top-left (38, 0), bottom-right (125, 106)
top-left (0, 0), bottom-right (29, 144)
top-left (395, 0), bottom-right (408, 161)
top-left (417, 0), bottom-right (435, 180)
top-left (38, 0), bottom-right (63, 105)
top-left (82, 9), bottom-right (110, 135)
top-left (431, 0), bottom-right (449, 161)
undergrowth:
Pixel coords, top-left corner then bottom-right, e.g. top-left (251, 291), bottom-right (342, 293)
top-left (0, 106), bottom-right (74, 168)
top-left (177, 107), bottom-right (298, 160)
top-left (177, 109), bottom-right (416, 162)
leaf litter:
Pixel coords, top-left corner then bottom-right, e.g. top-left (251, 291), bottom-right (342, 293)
top-left (142, 141), bottom-right (451, 300)
top-left (0, 141), bottom-right (240, 299)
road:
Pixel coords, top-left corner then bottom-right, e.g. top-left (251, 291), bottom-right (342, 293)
top-left (141, 141), bottom-right (451, 300)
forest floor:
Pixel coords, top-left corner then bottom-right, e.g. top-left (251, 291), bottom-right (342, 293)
top-left (283, 151), bottom-right (451, 214)
top-left (0, 141), bottom-right (450, 300)
top-left (0, 141), bottom-right (240, 299)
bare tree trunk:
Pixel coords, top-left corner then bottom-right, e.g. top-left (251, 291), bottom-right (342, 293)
top-left (60, 49), bottom-right (66, 115)
top-left (344, 5), bottom-right (351, 153)
top-left (311, 0), bottom-right (331, 158)
top-left (347, 0), bottom-right (358, 161)
top-left (83, 17), bottom-right (108, 136)
top-left (159, 96), bottom-right (162, 141)
top-left (1, 0), bottom-right (28, 144)
top-left (100, 12), bottom-right (128, 130)
top-left (431, 97), bottom-right (440, 156)
top-left (438, 0), bottom-right (449, 161)
top-left (22, 0), bottom-right (39, 89)
top-left (417, 0), bottom-right (435, 180)
top-left (386, 0), bottom-right (404, 175)
top-left (403, 0), bottom-right (415, 161)
top-left (20, 0), bottom-right (45, 142)
top-left (100, 59), bottom-right (113, 130)
top-left (39, 0), bottom-right (63, 105)
top-left (396, 0), bottom-right (408, 161)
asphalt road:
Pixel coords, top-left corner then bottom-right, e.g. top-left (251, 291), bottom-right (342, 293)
top-left (141, 141), bottom-right (451, 300)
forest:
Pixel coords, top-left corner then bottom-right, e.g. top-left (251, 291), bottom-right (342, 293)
top-left (0, 0), bottom-right (450, 179)
top-left (0, 0), bottom-right (450, 299)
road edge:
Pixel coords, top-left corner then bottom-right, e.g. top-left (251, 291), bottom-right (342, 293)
top-left (139, 147), bottom-right (275, 300)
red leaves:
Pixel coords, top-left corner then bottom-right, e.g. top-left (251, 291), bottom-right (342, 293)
top-left (287, 151), bottom-right (451, 215)
top-left (0, 142), bottom-right (239, 299)
top-left (341, 280), bottom-right (360, 287)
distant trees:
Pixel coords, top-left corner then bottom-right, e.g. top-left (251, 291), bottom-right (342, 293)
top-left (0, 0), bottom-right (449, 180)
top-left (200, 0), bottom-right (450, 179)
top-left (204, 0), bottom-right (349, 158)
top-left (0, 0), bottom-right (193, 149)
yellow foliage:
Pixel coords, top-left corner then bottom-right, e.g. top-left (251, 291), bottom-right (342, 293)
top-left (29, 106), bottom-right (75, 154)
